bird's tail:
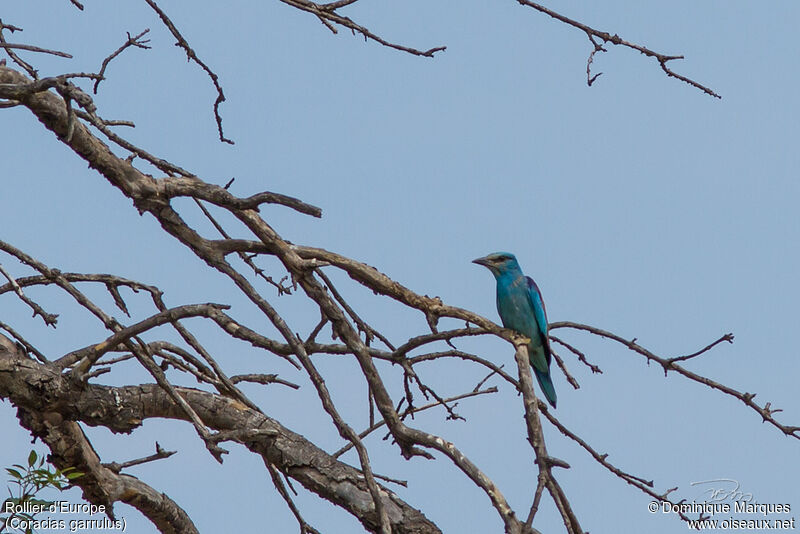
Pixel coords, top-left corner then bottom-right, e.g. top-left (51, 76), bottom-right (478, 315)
top-left (533, 368), bottom-right (557, 409)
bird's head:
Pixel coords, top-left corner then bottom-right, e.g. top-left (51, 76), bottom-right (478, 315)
top-left (472, 252), bottom-right (522, 277)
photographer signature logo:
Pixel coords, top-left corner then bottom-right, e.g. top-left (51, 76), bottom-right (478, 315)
top-left (691, 479), bottom-right (755, 503)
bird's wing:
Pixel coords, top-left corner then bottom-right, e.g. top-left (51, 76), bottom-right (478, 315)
top-left (525, 276), bottom-right (552, 367)
top-left (525, 276), bottom-right (548, 339)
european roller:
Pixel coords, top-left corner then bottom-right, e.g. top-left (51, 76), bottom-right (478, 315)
top-left (473, 252), bottom-right (557, 408)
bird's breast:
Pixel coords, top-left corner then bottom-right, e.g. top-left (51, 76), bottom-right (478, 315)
top-left (495, 282), bottom-right (537, 338)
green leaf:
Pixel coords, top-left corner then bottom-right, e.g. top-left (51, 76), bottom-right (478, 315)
top-left (27, 451), bottom-right (37, 468)
top-left (5, 469), bottom-right (22, 480)
top-left (64, 471), bottom-right (84, 480)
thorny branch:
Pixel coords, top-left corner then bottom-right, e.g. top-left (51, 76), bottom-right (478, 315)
top-left (516, 0), bottom-right (721, 98)
top-left (551, 322), bottom-right (800, 440)
top-left (539, 404), bottom-right (695, 522)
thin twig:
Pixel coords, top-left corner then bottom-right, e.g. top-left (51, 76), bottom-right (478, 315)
top-left (59, 303), bottom-right (230, 372)
top-left (669, 332), bottom-right (734, 363)
top-left (551, 335), bottom-right (602, 374)
top-left (321, 0), bottom-right (360, 10)
top-left (551, 350), bottom-right (580, 390)
top-left (552, 322), bottom-right (800, 439)
top-left (277, 0), bottom-right (446, 58)
top-left (103, 442), bottom-right (176, 473)
top-left (142, 0), bottom-right (233, 144)
top-left (317, 269), bottom-right (395, 350)
top-left (265, 461), bottom-right (322, 534)
top-left (541, 402), bottom-right (694, 522)
top-left (132, 339), bottom-right (231, 462)
top-left (74, 110), bottom-right (135, 127)
top-left (473, 366), bottom-right (502, 392)
top-left (333, 387), bottom-right (497, 458)
top-left (0, 263), bottom-right (58, 326)
top-left (585, 34), bottom-right (605, 86)
top-left (516, 0), bottom-right (721, 98)
top-left (94, 29), bottom-right (151, 94)
top-left (0, 321), bottom-right (47, 362)
top-left (0, 20), bottom-right (36, 83)
top-left (193, 198), bottom-right (295, 295)
top-left (0, 42), bottom-right (72, 58)
top-left (230, 373), bottom-right (300, 389)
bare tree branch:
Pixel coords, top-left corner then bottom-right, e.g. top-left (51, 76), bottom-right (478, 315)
top-left (94, 29), bottom-right (151, 94)
top-left (0, 19), bottom-right (36, 78)
top-left (0, 42), bottom-right (72, 58)
top-left (0, 341), bottom-right (442, 534)
top-left (103, 443), bottom-right (177, 474)
top-left (551, 322), bottom-right (800, 439)
top-left (0, 263), bottom-right (59, 326)
top-left (515, 0), bottom-right (721, 98)
top-left (141, 0), bottom-right (232, 144)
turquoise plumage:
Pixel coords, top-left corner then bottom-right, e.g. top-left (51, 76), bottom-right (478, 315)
top-left (473, 252), bottom-right (557, 408)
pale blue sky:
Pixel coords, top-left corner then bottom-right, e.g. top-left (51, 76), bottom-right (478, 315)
top-left (2, 1), bottom-right (799, 532)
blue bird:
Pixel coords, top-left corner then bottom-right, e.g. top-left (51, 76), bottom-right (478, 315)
top-left (473, 252), bottom-right (557, 408)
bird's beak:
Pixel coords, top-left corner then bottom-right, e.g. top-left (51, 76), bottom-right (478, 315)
top-left (472, 256), bottom-right (491, 268)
